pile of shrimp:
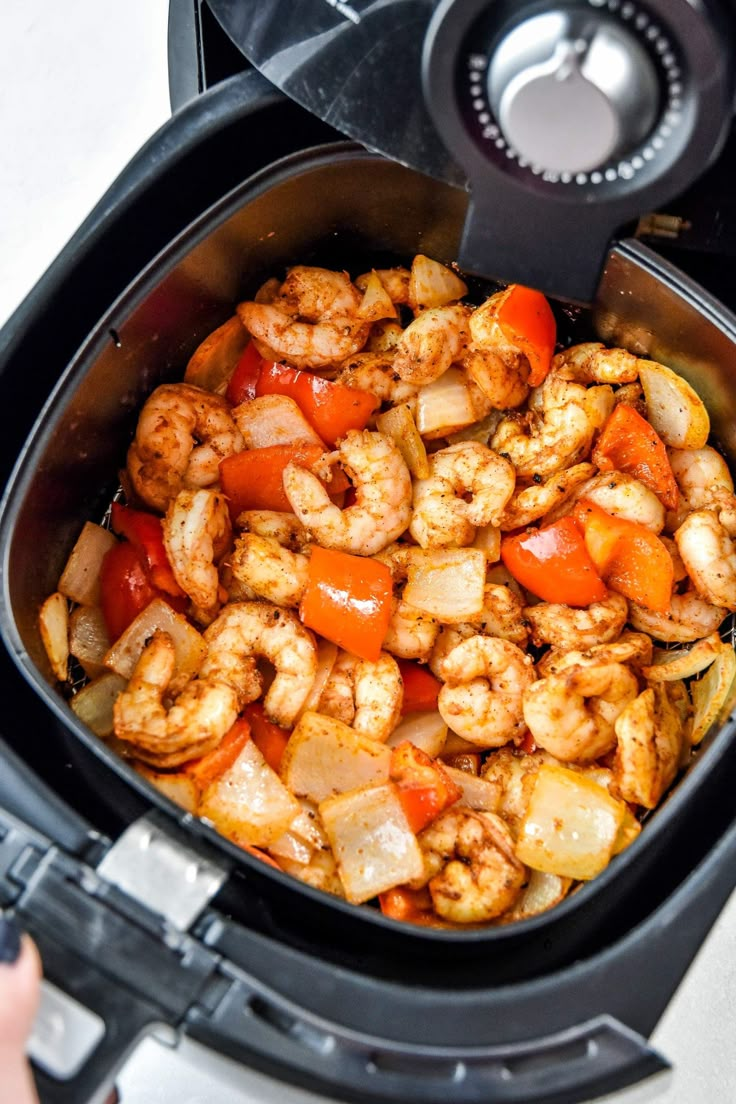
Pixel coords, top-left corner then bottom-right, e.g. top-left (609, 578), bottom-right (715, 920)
top-left (47, 258), bottom-right (736, 929)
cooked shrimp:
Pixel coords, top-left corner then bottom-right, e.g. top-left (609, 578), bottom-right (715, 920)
top-left (413, 808), bottom-right (527, 924)
top-left (544, 470), bottom-right (665, 533)
top-left (162, 488), bottom-right (231, 623)
top-left (392, 304), bottom-right (471, 385)
top-left (200, 601), bottom-right (317, 727)
top-left (382, 598), bottom-right (439, 662)
top-left (428, 584), bottom-right (529, 675)
top-left (229, 532), bottom-right (308, 608)
top-left (613, 681), bottom-right (690, 808)
top-left (437, 636), bottom-right (535, 748)
top-left (628, 588), bottom-right (727, 643)
top-left (113, 631), bottom-right (239, 767)
top-left (127, 383), bottom-right (244, 511)
top-left (674, 509), bottom-right (736, 610)
top-left (236, 510), bottom-right (309, 550)
top-left (278, 848), bottom-right (346, 898)
top-left (537, 630), bottom-right (654, 676)
top-left (523, 661), bottom-right (639, 761)
top-left (669, 445), bottom-right (733, 507)
top-left (491, 373), bottom-right (597, 478)
top-left (524, 593), bottom-right (629, 651)
top-left (283, 429), bottom-right (412, 556)
top-left (317, 650), bottom-right (403, 743)
top-left (499, 463), bottom-right (596, 531)
top-left (462, 293), bottom-right (531, 409)
top-left (409, 441), bottom-right (515, 548)
top-left (337, 352), bottom-right (418, 406)
top-left (552, 342), bottom-right (640, 384)
top-left (237, 266), bottom-right (369, 370)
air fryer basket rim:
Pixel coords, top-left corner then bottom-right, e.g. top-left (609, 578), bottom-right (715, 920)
top-left (2, 142), bottom-right (736, 951)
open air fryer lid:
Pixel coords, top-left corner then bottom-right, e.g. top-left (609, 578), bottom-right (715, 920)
top-left (205, 0), bottom-right (735, 302)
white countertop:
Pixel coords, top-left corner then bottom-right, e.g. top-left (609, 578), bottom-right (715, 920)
top-left (3, 2), bottom-right (736, 1102)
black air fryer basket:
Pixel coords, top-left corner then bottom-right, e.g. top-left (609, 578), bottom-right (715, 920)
top-left (2, 73), bottom-right (736, 1104)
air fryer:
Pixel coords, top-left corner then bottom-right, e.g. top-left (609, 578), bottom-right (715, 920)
top-left (1, 10), bottom-right (736, 1104)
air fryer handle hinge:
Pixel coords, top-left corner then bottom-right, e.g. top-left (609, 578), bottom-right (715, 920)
top-left (0, 807), bottom-right (226, 1103)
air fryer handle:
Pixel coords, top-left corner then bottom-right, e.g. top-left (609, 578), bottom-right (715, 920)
top-left (187, 980), bottom-right (667, 1104)
top-left (27, 932), bottom-right (159, 1104)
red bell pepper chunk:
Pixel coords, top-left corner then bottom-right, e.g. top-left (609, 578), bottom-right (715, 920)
top-left (219, 442), bottom-right (348, 517)
top-left (99, 541), bottom-right (186, 641)
top-left (496, 284), bottom-right (557, 387)
top-left (500, 516), bottom-right (608, 607)
top-left (184, 717), bottom-right (252, 790)
top-left (389, 741), bottom-right (462, 834)
top-left (573, 499), bottom-right (674, 613)
top-left (225, 341), bottom-right (272, 406)
top-left (592, 403), bottom-right (679, 511)
top-left (378, 885), bottom-right (435, 924)
top-left (257, 360), bottom-right (379, 446)
top-left (299, 546), bottom-right (393, 662)
top-left (242, 703), bottom-right (291, 773)
top-left (397, 660), bottom-right (442, 714)
top-left (110, 502), bottom-right (183, 596)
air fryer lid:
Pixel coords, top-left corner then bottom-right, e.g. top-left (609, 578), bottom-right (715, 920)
top-left (206, 0), bottom-right (734, 302)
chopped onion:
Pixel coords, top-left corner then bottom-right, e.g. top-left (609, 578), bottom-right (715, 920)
top-left (643, 633), bottom-right (723, 682)
top-left (472, 523), bottom-right (501, 563)
top-left (104, 598), bottom-right (206, 693)
top-left (505, 871), bottom-right (573, 922)
top-left (357, 270), bottom-right (397, 321)
top-left (183, 314), bottom-right (248, 394)
top-left (443, 766), bottom-right (501, 812)
top-left (415, 368), bottom-right (478, 439)
top-left (408, 255), bottom-right (468, 311)
top-left (233, 395), bottom-right (324, 448)
top-left (612, 804), bottom-right (642, 855)
top-left (134, 763), bottom-right (200, 814)
top-left (446, 411), bottom-right (503, 445)
top-left (319, 782), bottom-right (424, 904)
top-left (281, 711), bottom-right (391, 803)
top-left (296, 639), bottom-right (338, 720)
top-left (58, 522), bottom-right (117, 606)
top-left (39, 592), bottom-right (70, 681)
top-left (70, 671), bottom-right (127, 738)
top-left (691, 640), bottom-right (736, 745)
top-left (375, 404), bottom-right (430, 480)
top-left (516, 764), bottom-right (626, 880)
top-left (404, 548), bottom-right (486, 623)
top-left (200, 739), bottom-right (301, 848)
top-left (69, 605), bottom-right (111, 679)
top-left (638, 360), bottom-right (710, 449)
top-left (386, 712), bottom-right (447, 757)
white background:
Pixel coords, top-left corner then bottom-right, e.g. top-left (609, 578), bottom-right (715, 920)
top-left (3, 2), bottom-right (736, 1101)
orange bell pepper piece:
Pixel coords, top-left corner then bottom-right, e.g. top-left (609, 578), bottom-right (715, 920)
top-left (242, 703), bottom-right (291, 773)
top-left (500, 516), bottom-right (608, 607)
top-left (219, 442), bottom-right (348, 517)
top-left (389, 741), bottom-right (462, 834)
top-left (573, 499), bottom-right (674, 613)
top-left (496, 284), bottom-right (557, 387)
top-left (299, 545), bottom-right (393, 662)
top-left (592, 404), bottom-right (679, 510)
top-left (184, 717), bottom-right (252, 791)
top-left (378, 885), bottom-right (435, 924)
top-left (257, 361), bottom-right (380, 446)
top-left (397, 660), bottom-right (442, 714)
